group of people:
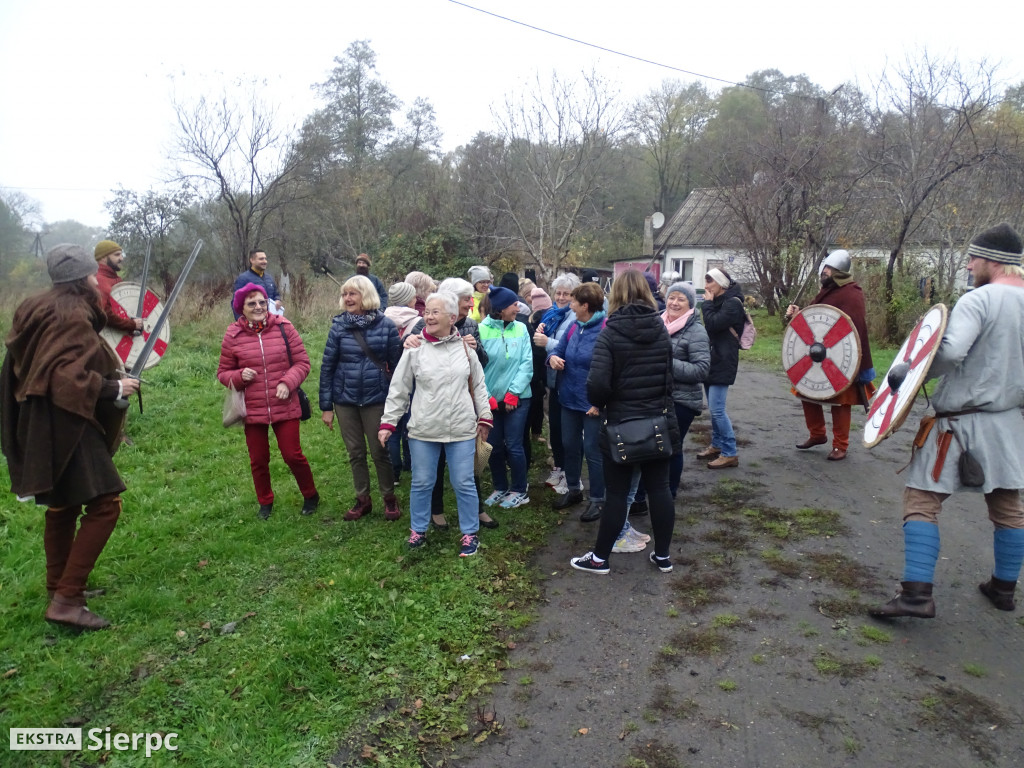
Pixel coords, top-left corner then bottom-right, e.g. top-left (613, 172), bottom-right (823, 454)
top-left (5, 222), bottom-right (1024, 630)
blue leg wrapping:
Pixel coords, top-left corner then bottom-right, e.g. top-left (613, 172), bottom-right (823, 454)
top-left (902, 520), bottom-right (940, 583)
top-left (993, 527), bottom-right (1024, 582)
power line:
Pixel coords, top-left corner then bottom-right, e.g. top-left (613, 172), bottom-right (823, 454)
top-left (447, 0), bottom-right (797, 98)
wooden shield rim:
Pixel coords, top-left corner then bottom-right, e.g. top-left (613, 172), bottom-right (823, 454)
top-left (862, 303), bottom-right (948, 449)
top-left (99, 282), bottom-right (170, 371)
top-left (782, 304), bottom-right (862, 401)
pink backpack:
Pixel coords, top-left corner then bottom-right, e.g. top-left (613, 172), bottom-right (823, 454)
top-left (729, 298), bottom-right (757, 350)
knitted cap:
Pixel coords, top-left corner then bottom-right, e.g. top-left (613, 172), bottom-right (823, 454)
top-left (531, 287), bottom-right (553, 312)
top-left (643, 271), bottom-right (660, 295)
top-left (94, 239), bottom-right (122, 261)
top-left (47, 244), bottom-right (98, 284)
top-left (968, 223), bottom-right (1023, 266)
top-left (467, 265), bottom-right (492, 287)
top-left (665, 281), bottom-right (697, 309)
top-left (355, 253), bottom-right (371, 267)
top-left (579, 268), bottom-right (600, 283)
top-left (705, 268), bottom-right (729, 288)
top-left (498, 272), bottom-right (520, 293)
top-left (232, 282), bottom-right (268, 316)
top-left (388, 281), bottom-right (416, 307)
top-left (488, 286), bottom-right (519, 312)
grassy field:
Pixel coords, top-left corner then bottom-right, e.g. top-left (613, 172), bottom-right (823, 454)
top-left (0, 291), bottom-right (899, 767)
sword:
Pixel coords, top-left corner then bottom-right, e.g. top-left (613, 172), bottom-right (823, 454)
top-left (134, 239), bottom-right (152, 325)
top-left (114, 239), bottom-right (204, 412)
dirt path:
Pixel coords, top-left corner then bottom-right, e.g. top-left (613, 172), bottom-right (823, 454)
top-left (454, 363), bottom-right (1024, 768)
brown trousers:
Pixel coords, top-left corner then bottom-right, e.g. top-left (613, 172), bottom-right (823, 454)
top-left (335, 403), bottom-right (394, 497)
top-left (802, 401), bottom-right (852, 452)
top-left (903, 487), bottom-right (1024, 529)
top-left (44, 493), bottom-right (122, 602)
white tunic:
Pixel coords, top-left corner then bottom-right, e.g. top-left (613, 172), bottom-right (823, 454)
top-left (905, 283), bottom-right (1024, 494)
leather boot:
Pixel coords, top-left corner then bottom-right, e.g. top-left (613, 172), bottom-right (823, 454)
top-left (869, 581), bottom-right (935, 618)
top-left (45, 593), bottom-right (110, 631)
top-left (383, 493), bottom-right (401, 521)
top-left (54, 494), bottom-right (120, 602)
top-left (343, 495), bottom-right (372, 521)
top-left (979, 576), bottom-right (1017, 611)
top-left (44, 506), bottom-right (80, 596)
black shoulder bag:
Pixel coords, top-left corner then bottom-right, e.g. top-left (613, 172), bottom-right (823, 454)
top-left (278, 324), bottom-right (312, 421)
top-left (604, 349), bottom-right (675, 465)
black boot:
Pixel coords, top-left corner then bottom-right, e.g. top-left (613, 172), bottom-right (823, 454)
top-left (869, 581), bottom-right (935, 618)
top-left (979, 576), bottom-right (1017, 611)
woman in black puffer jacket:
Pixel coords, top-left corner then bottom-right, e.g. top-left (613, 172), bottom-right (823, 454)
top-left (699, 268), bottom-right (745, 469)
top-left (570, 270), bottom-right (681, 575)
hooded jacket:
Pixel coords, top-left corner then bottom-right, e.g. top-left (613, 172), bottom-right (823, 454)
top-left (587, 303), bottom-right (681, 453)
top-left (319, 310), bottom-right (401, 409)
top-left (478, 316), bottom-right (533, 400)
top-left (217, 314), bottom-right (311, 425)
top-left (667, 312), bottom-right (711, 413)
top-left (547, 310), bottom-right (606, 412)
top-left (701, 281), bottom-right (745, 386)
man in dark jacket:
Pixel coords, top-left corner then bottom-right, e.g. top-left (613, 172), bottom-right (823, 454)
top-left (353, 254), bottom-right (388, 309)
top-left (232, 249), bottom-right (282, 319)
top-left (1, 244), bottom-right (140, 630)
top-left (785, 250), bottom-right (876, 461)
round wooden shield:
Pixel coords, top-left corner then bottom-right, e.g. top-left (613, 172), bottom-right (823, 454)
top-left (863, 303), bottom-right (948, 449)
top-left (100, 282), bottom-right (170, 371)
top-left (782, 304), bottom-right (862, 400)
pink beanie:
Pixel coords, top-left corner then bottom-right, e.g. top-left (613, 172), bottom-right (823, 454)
top-left (233, 282), bottom-right (268, 316)
top-left (531, 287), bottom-right (553, 313)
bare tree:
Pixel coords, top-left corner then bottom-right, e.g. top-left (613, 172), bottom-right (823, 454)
top-left (105, 186), bottom-right (195, 292)
top-left (862, 52), bottom-right (1005, 337)
top-left (486, 70), bottom-right (627, 282)
top-left (171, 87), bottom-right (302, 271)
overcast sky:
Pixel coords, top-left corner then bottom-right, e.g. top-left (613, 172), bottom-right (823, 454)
top-left (1, 0), bottom-right (1021, 227)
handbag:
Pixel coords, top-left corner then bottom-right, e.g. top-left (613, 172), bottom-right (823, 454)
top-left (729, 297), bottom-right (757, 350)
top-left (605, 411), bottom-right (672, 464)
top-left (461, 338), bottom-right (492, 476)
top-left (222, 383), bottom-right (246, 427)
top-left (278, 324), bottom-right (312, 421)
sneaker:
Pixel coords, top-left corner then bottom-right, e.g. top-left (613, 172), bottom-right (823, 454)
top-left (500, 491), bottom-right (531, 509)
top-left (649, 551), bottom-right (673, 573)
top-left (459, 534), bottom-right (480, 557)
top-left (483, 490), bottom-right (507, 507)
top-left (612, 528), bottom-right (646, 553)
top-left (570, 551), bottom-right (610, 574)
top-left (552, 476), bottom-right (569, 495)
top-left (628, 527), bottom-right (651, 544)
top-left (544, 468), bottom-right (565, 488)
top-left (408, 530), bottom-right (427, 549)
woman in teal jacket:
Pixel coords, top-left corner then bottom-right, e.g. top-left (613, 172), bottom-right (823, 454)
top-left (478, 286), bottom-right (534, 509)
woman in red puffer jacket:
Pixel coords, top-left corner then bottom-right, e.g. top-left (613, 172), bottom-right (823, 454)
top-left (217, 283), bottom-right (318, 520)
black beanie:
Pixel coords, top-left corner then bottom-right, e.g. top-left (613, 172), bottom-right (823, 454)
top-left (968, 223), bottom-right (1023, 266)
top-left (498, 272), bottom-right (520, 293)
top-left (579, 269), bottom-right (599, 283)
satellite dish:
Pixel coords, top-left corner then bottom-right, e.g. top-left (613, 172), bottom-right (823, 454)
top-left (651, 212), bottom-right (665, 229)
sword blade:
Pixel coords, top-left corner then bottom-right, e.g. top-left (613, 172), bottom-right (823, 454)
top-left (127, 239), bottom-right (203, 378)
top-left (136, 239), bottom-right (152, 318)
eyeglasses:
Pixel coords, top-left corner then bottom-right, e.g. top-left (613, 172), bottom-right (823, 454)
top-left (245, 300), bottom-right (268, 308)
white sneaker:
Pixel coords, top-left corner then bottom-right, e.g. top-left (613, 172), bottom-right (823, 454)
top-left (545, 468), bottom-right (565, 488)
top-left (612, 530), bottom-right (646, 553)
top-left (483, 490), bottom-right (506, 507)
top-left (628, 526), bottom-right (651, 543)
top-left (552, 476), bottom-right (569, 495)
top-left (499, 491), bottom-right (531, 509)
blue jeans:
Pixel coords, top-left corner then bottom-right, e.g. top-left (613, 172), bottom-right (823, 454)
top-left (669, 404), bottom-right (699, 497)
top-left (704, 384), bottom-right (736, 457)
top-left (488, 400), bottom-right (530, 493)
top-left (560, 406), bottom-right (604, 501)
top-left (409, 438), bottom-right (478, 535)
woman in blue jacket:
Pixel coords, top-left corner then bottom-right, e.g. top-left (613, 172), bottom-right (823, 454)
top-left (478, 286), bottom-right (534, 509)
top-left (547, 281), bottom-right (607, 522)
top-left (320, 275), bottom-right (402, 521)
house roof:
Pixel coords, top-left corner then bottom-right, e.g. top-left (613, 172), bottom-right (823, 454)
top-left (654, 188), bottom-right (745, 251)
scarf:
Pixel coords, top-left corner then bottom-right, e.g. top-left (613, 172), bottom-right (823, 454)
top-left (541, 302), bottom-right (571, 333)
top-left (662, 308), bottom-right (693, 336)
top-left (342, 310), bottom-right (381, 329)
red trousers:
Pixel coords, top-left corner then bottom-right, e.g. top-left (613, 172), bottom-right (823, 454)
top-left (802, 401), bottom-right (852, 452)
top-left (44, 493), bottom-right (121, 602)
top-left (244, 419), bottom-right (317, 505)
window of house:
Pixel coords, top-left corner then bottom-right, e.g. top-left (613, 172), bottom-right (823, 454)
top-left (672, 259), bottom-right (694, 282)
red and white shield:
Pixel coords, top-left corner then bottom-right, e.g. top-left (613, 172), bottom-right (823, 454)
top-left (863, 303), bottom-right (948, 449)
top-left (782, 304), bottom-right (861, 400)
top-left (100, 282), bottom-right (171, 371)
